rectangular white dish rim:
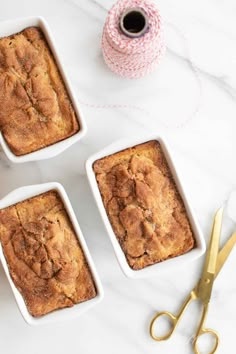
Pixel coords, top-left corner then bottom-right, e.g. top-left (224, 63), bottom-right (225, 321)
top-left (0, 182), bottom-right (104, 325)
top-left (86, 135), bottom-right (206, 279)
top-left (0, 16), bottom-right (87, 163)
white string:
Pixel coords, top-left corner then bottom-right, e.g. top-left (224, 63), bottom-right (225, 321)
top-left (78, 20), bottom-right (203, 130)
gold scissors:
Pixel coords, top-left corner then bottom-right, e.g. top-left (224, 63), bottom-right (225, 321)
top-left (150, 208), bottom-right (236, 354)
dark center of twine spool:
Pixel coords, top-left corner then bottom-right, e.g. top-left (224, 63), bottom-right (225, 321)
top-left (120, 8), bottom-right (148, 38)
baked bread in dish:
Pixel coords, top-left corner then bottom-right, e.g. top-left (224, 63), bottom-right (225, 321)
top-left (0, 27), bottom-right (79, 156)
top-left (0, 190), bottom-right (96, 317)
top-left (93, 140), bottom-right (195, 270)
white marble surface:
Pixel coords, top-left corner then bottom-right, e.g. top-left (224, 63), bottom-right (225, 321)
top-left (0, 0), bottom-right (236, 353)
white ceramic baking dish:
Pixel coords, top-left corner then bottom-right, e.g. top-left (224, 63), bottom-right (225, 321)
top-left (86, 135), bottom-right (206, 279)
top-left (0, 182), bottom-right (104, 325)
top-left (0, 16), bottom-right (87, 163)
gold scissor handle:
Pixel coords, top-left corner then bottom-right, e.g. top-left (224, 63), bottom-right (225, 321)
top-left (193, 304), bottom-right (219, 354)
top-left (193, 328), bottom-right (219, 354)
top-left (150, 311), bottom-right (178, 341)
top-left (150, 292), bottom-right (195, 342)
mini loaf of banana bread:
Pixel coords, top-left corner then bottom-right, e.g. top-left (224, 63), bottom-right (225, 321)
top-left (0, 26), bottom-right (79, 156)
top-left (93, 140), bottom-right (195, 270)
top-left (0, 191), bottom-right (96, 317)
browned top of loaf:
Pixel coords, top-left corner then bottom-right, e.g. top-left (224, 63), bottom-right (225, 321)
top-left (93, 140), bottom-right (195, 270)
top-left (0, 191), bottom-right (96, 317)
top-left (0, 26), bottom-right (79, 156)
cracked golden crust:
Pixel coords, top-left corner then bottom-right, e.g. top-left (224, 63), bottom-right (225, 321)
top-left (0, 27), bottom-right (79, 156)
top-left (93, 140), bottom-right (195, 270)
top-left (0, 191), bottom-right (96, 317)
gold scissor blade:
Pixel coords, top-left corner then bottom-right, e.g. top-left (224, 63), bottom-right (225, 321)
top-left (206, 207), bottom-right (223, 274)
top-left (215, 231), bottom-right (236, 279)
top-left (196, 208), bottom-right (223, 302)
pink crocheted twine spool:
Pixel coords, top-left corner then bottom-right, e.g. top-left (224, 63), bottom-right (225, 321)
top-left (102, 0), bottom-right (165, 79)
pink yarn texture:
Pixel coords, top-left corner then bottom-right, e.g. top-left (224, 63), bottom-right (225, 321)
top-left (102, 0), bottom-right (165, 79)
